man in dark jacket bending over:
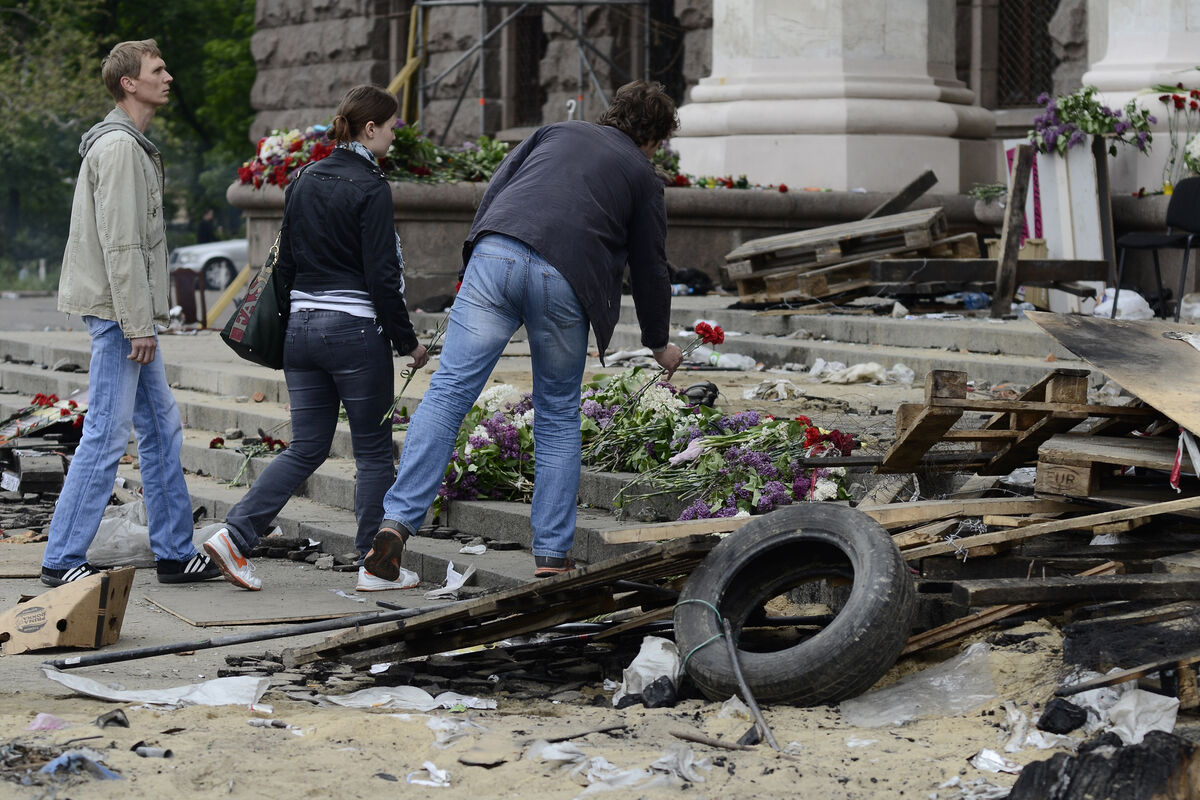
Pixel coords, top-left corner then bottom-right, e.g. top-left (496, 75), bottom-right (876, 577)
top-left (365, 80), bottom-right (683, 580)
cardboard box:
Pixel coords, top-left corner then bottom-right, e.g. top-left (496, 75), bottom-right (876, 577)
top-left (0, 566), bottom-right (134, 654)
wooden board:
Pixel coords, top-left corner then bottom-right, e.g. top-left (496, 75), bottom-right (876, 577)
top-left (952, 573), bottom-right (1200, 605)
top-left (901, 494), bottom-right (1200, 561)
top-left (1039, 433), bottom-right (1180, 472)
top-left (1026, 312), bottom-right (1200, 435)
top-left (143, 591), bottom-right (368, 627)
top-left (1056, 648), bottom-right (1200, 697)
top-left (864, 169), bottom-right (937, 219)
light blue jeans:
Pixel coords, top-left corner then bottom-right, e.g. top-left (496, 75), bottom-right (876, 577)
top-left (382, 234), bottom-right (590, 558)
top-left (43, 316), bottom-right (197, 570)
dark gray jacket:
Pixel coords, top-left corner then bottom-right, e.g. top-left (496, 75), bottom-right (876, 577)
top-left (465, 121), bottom-right (670, 358)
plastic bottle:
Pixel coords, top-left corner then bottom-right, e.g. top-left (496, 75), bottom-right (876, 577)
top-left (671, 283), bottom-right (694, 296)
top-left (693, 345), bottom-right (757, 370)
top-left (962, 292), bottom-right (990, 310)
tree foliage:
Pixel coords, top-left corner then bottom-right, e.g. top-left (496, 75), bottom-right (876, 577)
top-left (0, 0), bottom-right (256, 265)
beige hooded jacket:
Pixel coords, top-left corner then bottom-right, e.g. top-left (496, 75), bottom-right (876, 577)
top-left (57, 107), bottom-right (168, 338)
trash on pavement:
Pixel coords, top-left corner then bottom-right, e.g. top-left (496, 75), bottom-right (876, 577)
top-left (38, 748), bottom-right (122, 780)
top-left (1106, 688), bottom-right (1179, 745)
top-left (425, 561), bottom-right (476, 600)
top-left (740, 378), bottom-right (805, 401)
top-left (406, 761), bottom-right (451, 787)
top-left (87, 498), bottom-right (154, 567)
top-left (1, 567), bottom-right (135, 654)
top-left (611, 636), bottom-right (681, 707)
top-left (968, 748), bottom-right (1022, 774)
top-left (26, 713), bottom-right (70, 731)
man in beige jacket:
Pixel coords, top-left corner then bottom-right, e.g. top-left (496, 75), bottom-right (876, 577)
top-left (41, 40), bottom-right (219, 587)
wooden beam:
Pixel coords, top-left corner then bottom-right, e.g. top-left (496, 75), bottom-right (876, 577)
top-left (902, 561), bottom-right (1121, 655)
top-left (1057, 648), bottom-right (1200, 697)
top-left (991, 144), bottom-right (1033, 318)
top-left (953, 573), bottom-right (1200, 605)
top-left (901, 495), bottom-right (1200, 560)
top-left (929, 397), bottom-right (1158, 418)
top-left (863, 169), bottom-right (938, 219)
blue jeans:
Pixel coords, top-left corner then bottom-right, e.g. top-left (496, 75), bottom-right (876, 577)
top-left (224, 309), bottom-right (395, 554)
top-left (43, 317), bottom-right (197, 569)
top-left (382, 234), bottom-right (589, 558)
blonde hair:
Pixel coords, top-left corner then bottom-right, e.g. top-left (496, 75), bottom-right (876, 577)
top-left (328, 85), bottom-right (398, 143)
top-left (102, 39), bottom-right (161, 102)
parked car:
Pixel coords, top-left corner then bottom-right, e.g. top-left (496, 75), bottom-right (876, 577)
top-left (169, 239), bottom-right (248, 291)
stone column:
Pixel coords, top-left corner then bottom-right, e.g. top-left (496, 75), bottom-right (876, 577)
top-left (1082, 0), bottom-right (1200, 194)
top-left (670, 0), bottom-right (996, 192)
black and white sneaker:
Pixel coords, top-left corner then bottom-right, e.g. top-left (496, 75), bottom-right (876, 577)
top-left (156, 552), bottom-right (222, 584)
top-left (40, 563), bottom-right (101, 587)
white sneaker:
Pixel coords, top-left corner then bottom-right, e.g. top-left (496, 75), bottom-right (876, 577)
top-left (355, 566), bottom-right (419, 592)
top-left (203, 528), bottom-right (262, 591)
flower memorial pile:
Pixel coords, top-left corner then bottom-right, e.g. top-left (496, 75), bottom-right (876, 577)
top-left (237, 121), bottom-right (509, 190)
top-left (225, 430), bottom-right (289, 487)
top-left (429, 324), bottom-right (856, 520)
top-left (1029, 85), bottom-right (1154, 158)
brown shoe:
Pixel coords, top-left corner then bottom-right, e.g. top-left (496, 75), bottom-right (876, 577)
top-left (364, 527), bottom-right (407, 582)
top-left (533, 556), bottom-right (576, 579)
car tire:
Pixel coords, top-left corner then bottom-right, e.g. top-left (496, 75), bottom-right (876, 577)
top-left (204, 258), bottom-right (235, 291)
top-left (674, 504), bottom-right (916, 706)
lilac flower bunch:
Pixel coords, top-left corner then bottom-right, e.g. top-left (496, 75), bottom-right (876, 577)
top-left (1029, 86), bottom-right (1154, 158)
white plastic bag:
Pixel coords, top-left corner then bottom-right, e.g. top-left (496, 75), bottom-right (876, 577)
top-left (1092, 287), bottom-right (1154, 320)
top-left (86, 499), bottom-right (154, 567)
top-left (611, 636), bottom-right (681, 706)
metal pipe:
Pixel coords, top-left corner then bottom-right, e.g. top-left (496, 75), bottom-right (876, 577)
top-left (721, 618), bottom-right (781, 751)
top-left (43, 601), bottom-right (460, 671)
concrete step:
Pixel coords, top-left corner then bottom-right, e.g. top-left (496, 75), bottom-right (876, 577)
top-left (609, 321), bottom-right (1089, 388)
top-left (116, 465), bottom-right (530, 590)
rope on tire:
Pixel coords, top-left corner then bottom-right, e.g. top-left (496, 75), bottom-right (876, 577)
top-left (675, 597), bottom-right (781, 751)
top-left (675, 599), bottom-right (725, 672)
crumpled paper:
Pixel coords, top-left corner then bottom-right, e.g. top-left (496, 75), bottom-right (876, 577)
top-left (42, 667), bottom-right (269, 707)
top-left (1106, 688), bottom-right (1179, 744)
top-left (407, 761), bottom-right (451, 787)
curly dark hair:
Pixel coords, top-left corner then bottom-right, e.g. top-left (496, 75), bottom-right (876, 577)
top-left (596, 80), bottom-right (679, 147)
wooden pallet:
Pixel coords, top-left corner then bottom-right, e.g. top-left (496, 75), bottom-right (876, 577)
top-left (724, 207), bottom-right (948, 276)
top-left (281, 535), bottom-right (717, 669)
top-left (1036, 433), bottom-right (1180, 497)
top-left (878, 369), bottom-right (1160, 475)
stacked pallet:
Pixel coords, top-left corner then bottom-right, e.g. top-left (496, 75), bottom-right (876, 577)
top-left (723, 207), bottom-right (980, 304)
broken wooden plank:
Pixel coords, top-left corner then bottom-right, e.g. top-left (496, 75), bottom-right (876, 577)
top-left (901, 495), bottom-right (1200, 560)
top-left (991, 144), bottom-right (1033, 318)
top-left (879, 369), bottom-right (967, 473)
top-left (929, 397), bottom-right (1159, 418)
top-left (1039, 433), bottom-right (1180, 472)
top-left (863, 169), bottom-right (937, 219)
top-left (858, 496), bottom-right (1080, 530)
top-left (953, 573), bottom-right (1200, 605)
top-left (980, 371), bottom-right (1091, 475)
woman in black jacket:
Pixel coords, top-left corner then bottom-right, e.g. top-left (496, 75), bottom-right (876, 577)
top-left (205, 85), bottom-right (428, 592)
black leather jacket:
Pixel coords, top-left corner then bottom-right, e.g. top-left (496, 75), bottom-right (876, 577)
top-left (274, 148), bottom-right (419, 356)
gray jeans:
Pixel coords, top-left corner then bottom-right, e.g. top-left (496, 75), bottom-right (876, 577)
top-left (225, 309), bottom-right (395, 554)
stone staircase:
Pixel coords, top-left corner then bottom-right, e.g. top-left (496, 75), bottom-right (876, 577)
top-left (0, 297), bottom-right (1090, 590)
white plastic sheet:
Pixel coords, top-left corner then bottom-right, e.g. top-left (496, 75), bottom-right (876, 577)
top-left (425, 561), bottom-right (476, 600)
top-left (42, 667), bottom-right (269, 707)
top-left (87, 498), bottom-right (154, 567)
top-left (839, 642), bottom-right (997, 727)
top-left (1106, 688), bottom-right (1179, 744)
top-left (321, 685), bottom-right (495, 712)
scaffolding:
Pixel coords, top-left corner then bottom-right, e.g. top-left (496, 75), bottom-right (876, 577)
top-left (405, 0), bottom-right (651, 142)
